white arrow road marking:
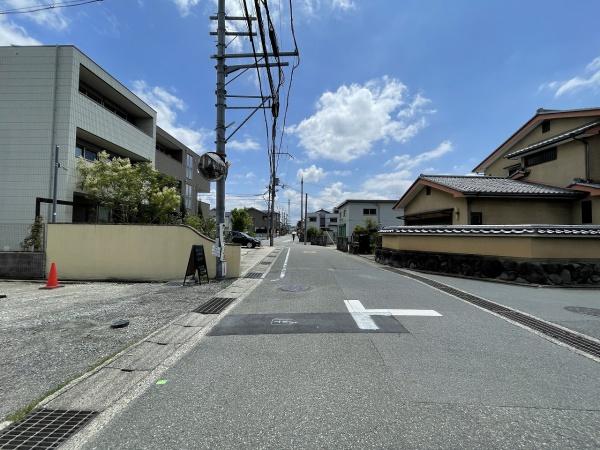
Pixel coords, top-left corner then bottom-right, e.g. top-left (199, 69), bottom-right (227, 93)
top-left (344, 300), bottom-right (442, 330)
top-left (280, 247), bottom-right (291, 279)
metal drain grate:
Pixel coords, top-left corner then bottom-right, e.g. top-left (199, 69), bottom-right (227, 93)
top-left (0, 409), bottom-right (97, 449)
top-left (259, 261), bottom-right (271, 265)
top-left (392, 268), bottom-right (600, 359)
top-left (245, 272), bottom-right (263, 279)
top-left (193, 297), bottom-right (235, 314)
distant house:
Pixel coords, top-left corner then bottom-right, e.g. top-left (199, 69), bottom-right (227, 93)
top-left (336, 200), bottom-right (402, 237)
top-left (396, 108), bottom-right (600, 225)
top-left (306, 209), bottom-right (339, 233)
top-left (246, 207), bottom-right (280, 234)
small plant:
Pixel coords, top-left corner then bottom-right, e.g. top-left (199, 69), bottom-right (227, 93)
top-left (21, 216), bottom-right (44, 251)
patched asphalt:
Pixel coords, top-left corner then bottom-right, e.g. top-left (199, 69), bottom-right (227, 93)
top-left (81, 242), bottom-right (600, 449)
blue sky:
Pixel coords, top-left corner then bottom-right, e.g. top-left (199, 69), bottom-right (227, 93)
top-left (2, 0), bottom-right (600, 221)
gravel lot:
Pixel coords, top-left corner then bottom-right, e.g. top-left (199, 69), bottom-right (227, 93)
top-left (0, 278), bottom-right (232, 420)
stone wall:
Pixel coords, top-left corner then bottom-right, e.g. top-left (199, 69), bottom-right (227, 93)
top-left (375, 248), bottom-right (600, 286)
top-left (0, 252), bottom-right (45, 279)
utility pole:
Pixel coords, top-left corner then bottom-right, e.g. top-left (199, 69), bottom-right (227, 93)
top-left (51, 145), bottom-right (59, 223)
top-left (214, 0), bottom-right (227, 279)
top-left (304, 193), bottom-right (307, 246)
top-left (287, 198), bottom-right (290, 232)
top-left (300, 176), bottom-right (303, 234)
top-left (269, 159), bottom-right (276, 246)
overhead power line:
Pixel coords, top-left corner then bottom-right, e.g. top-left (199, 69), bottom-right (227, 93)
top-left (0, 0), bottom-right (103, 15)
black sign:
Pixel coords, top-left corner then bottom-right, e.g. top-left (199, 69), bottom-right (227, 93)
top-left (183, 245), bottom-right (209, 285)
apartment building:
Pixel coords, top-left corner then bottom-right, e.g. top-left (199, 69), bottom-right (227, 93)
top-left (155, 127), bottom-right (210, 218)
top-left (336, 200), bottom-right (402, 238)
top-left (0, 45), bottom-right (209, 249)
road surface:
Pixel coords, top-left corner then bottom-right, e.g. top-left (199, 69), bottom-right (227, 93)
top-left (81, 240), bottom-right (600, 449)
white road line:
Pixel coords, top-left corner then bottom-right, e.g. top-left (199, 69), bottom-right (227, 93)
top-left (280, 247), bottom-right (291, 279)
top-left (344, 299), bottom-right (442, 330)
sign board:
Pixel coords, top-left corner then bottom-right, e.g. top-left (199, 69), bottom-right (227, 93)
top-left (183, 245), bottom-right (209, 285)
top-left (198, 152), bottom-right (228, 181)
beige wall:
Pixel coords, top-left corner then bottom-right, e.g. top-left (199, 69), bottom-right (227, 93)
top-left (571, 197), bottom-right (600, 224)
top-left (404, 187), bottom-right (468, 224)
top-left (587, 135), bottom-right (600, 181)
top-left (523, 141), bottom-right (585, 186)
top-left (485, 116), bottom-right (597, 177)
top-left (46, 224), bottom-right (240, 281)
top-left (381, 233), bottom-right (600, 260)
top-left (469, 198), bottom-right (573, 224)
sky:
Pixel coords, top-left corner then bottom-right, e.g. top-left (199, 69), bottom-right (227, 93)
top-left (2, 0), bottom-right (600, 223)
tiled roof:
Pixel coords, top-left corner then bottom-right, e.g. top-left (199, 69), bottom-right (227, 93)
top-left (380, 225), bottom-right (600, 236)
top-left (421, 175), bottom-right (582, 198)
top-left (571, 182), bottom-right (600, 189)
top-left (505, 120), bottom-right (600, 159)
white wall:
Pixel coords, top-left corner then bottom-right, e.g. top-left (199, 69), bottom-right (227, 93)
top-left (338, 202), bottom-right (403, 237)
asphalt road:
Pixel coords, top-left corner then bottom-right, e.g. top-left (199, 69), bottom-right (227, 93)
top-left (82, 241), bottom-right (600, 449)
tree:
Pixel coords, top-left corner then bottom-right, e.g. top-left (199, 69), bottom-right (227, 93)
top-left (77, 151), bottom-right (181, 223)
top-left (184, 215), bottom-right (217, 239)
top-left (21, 216), bottom-right (44, 251)
top-left (230, 208), bottom-right (253, 232)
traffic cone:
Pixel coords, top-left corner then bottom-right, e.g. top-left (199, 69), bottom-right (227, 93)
top-left (40, 262), bottom-right (63, 290)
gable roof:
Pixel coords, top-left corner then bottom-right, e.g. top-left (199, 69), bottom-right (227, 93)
top-left (394, 174), bottom-right (582, 209)
top-left (473, 108), bottom-right (600, 173)
top-left (335, 199), bottom-right (397, 210)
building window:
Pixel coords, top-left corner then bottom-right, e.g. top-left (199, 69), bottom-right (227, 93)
top-left (541, 120), bottom-right (551, 133)
top-left (330, 217), bottom-right (337, 223)
top-left (363, 208), bottom-right (376, 215)
top-left (186, 154), bottom-right (194, 179)
top-left (79, 81), bottom-right (132, 124)
top-left (582, 200), bottom-right (592, 224)
top-left (425, 186), bottom-right (431, 196)
top-left (523, 147), bottom-right (557, 167)
top-left (185, 183), bottom-right (192, 210)
top-left (507, 164), bottom-right (521, 177)
top-left (470, 212), bottom-right (483, 225)
top-left (309, 217), bottom-right (316, 222)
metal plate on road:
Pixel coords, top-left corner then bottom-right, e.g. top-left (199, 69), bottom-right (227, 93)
top-left (564, 306), bottom-right (600, 317)
top-left (208, 313), bottom-right (408, 336)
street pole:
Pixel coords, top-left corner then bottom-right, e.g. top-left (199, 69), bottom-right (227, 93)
top-left (304, 194), bottom-right (308, 245)
top-left (300, 176), bottom-right (303, 234)
top-left (215, 0), bottom-right (226, 279)
top-left (269, 148), bottom-right (276, 247)
top-left (287, 198), bottom-right (290, 232)
top-left (51, 145), bottom-right (59, 223)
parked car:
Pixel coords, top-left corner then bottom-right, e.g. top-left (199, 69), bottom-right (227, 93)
top-left (230, 231), bottom-right (261, 248)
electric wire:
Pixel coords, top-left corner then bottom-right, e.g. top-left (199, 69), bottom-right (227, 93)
top-left (0, 0), bottom-right (103, 14)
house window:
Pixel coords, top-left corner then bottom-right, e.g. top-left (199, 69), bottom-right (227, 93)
top-left (425, 186), bottom-right (431, 196)
top-left (186, 154), bottom-right (194, 179)
top-left (582, 200), bottom-right (592, 224)
top-left (363, 208), bottom-right (376, 215)
top-left (470, 212), bottom-right (483, 225)
top-left (524, 147), bottom-right (557, 167)
top-left (541, 120), bottom-right (551, 133)
top-left (309, 217), bottom-right (316, 222)
top-left (330, 217), bottom-right (337, 223)
top-left (185, 183), bottom-right (192, 209)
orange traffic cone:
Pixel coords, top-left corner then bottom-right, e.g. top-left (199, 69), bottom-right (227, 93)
top-left (40, 262), bottom-right (63, 290)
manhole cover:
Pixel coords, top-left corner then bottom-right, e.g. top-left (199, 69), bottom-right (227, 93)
top-left (279, 284), bottom-right (309, 292)
top-left (564, 306), bottom-right (600, 317)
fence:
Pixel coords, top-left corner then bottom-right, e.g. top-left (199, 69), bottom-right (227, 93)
top-left (0, 223), bottom-right (43, 252)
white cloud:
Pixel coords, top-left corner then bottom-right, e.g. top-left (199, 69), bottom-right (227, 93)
top-left (132, 80), bottom-right (209, 154)
top-left (2, 0), bottom-right (68, 30)
top-left (540, 55), bottom-right (600, 97)
top-left (228, 137), bottom-right (261, 151)
top-left (171, 0), bottom-right (201, 16)
top-left (384, 140), bottom-right (453, 171)
top-left (297, 164), bottom-right (326, 183)
top-left (290, 76), bottom-right (434, 162)
top-left (300, 0), bottom-right (356, 16)
top-left (0, 17), bottom-right (40, 45)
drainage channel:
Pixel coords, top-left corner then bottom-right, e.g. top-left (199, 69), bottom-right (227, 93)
top-left (386, 267), bottom-right (600, 360)
top-left (193, 297), bottom-right (236, 314)
top-left (0, 409), bottom-right (97, 449)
